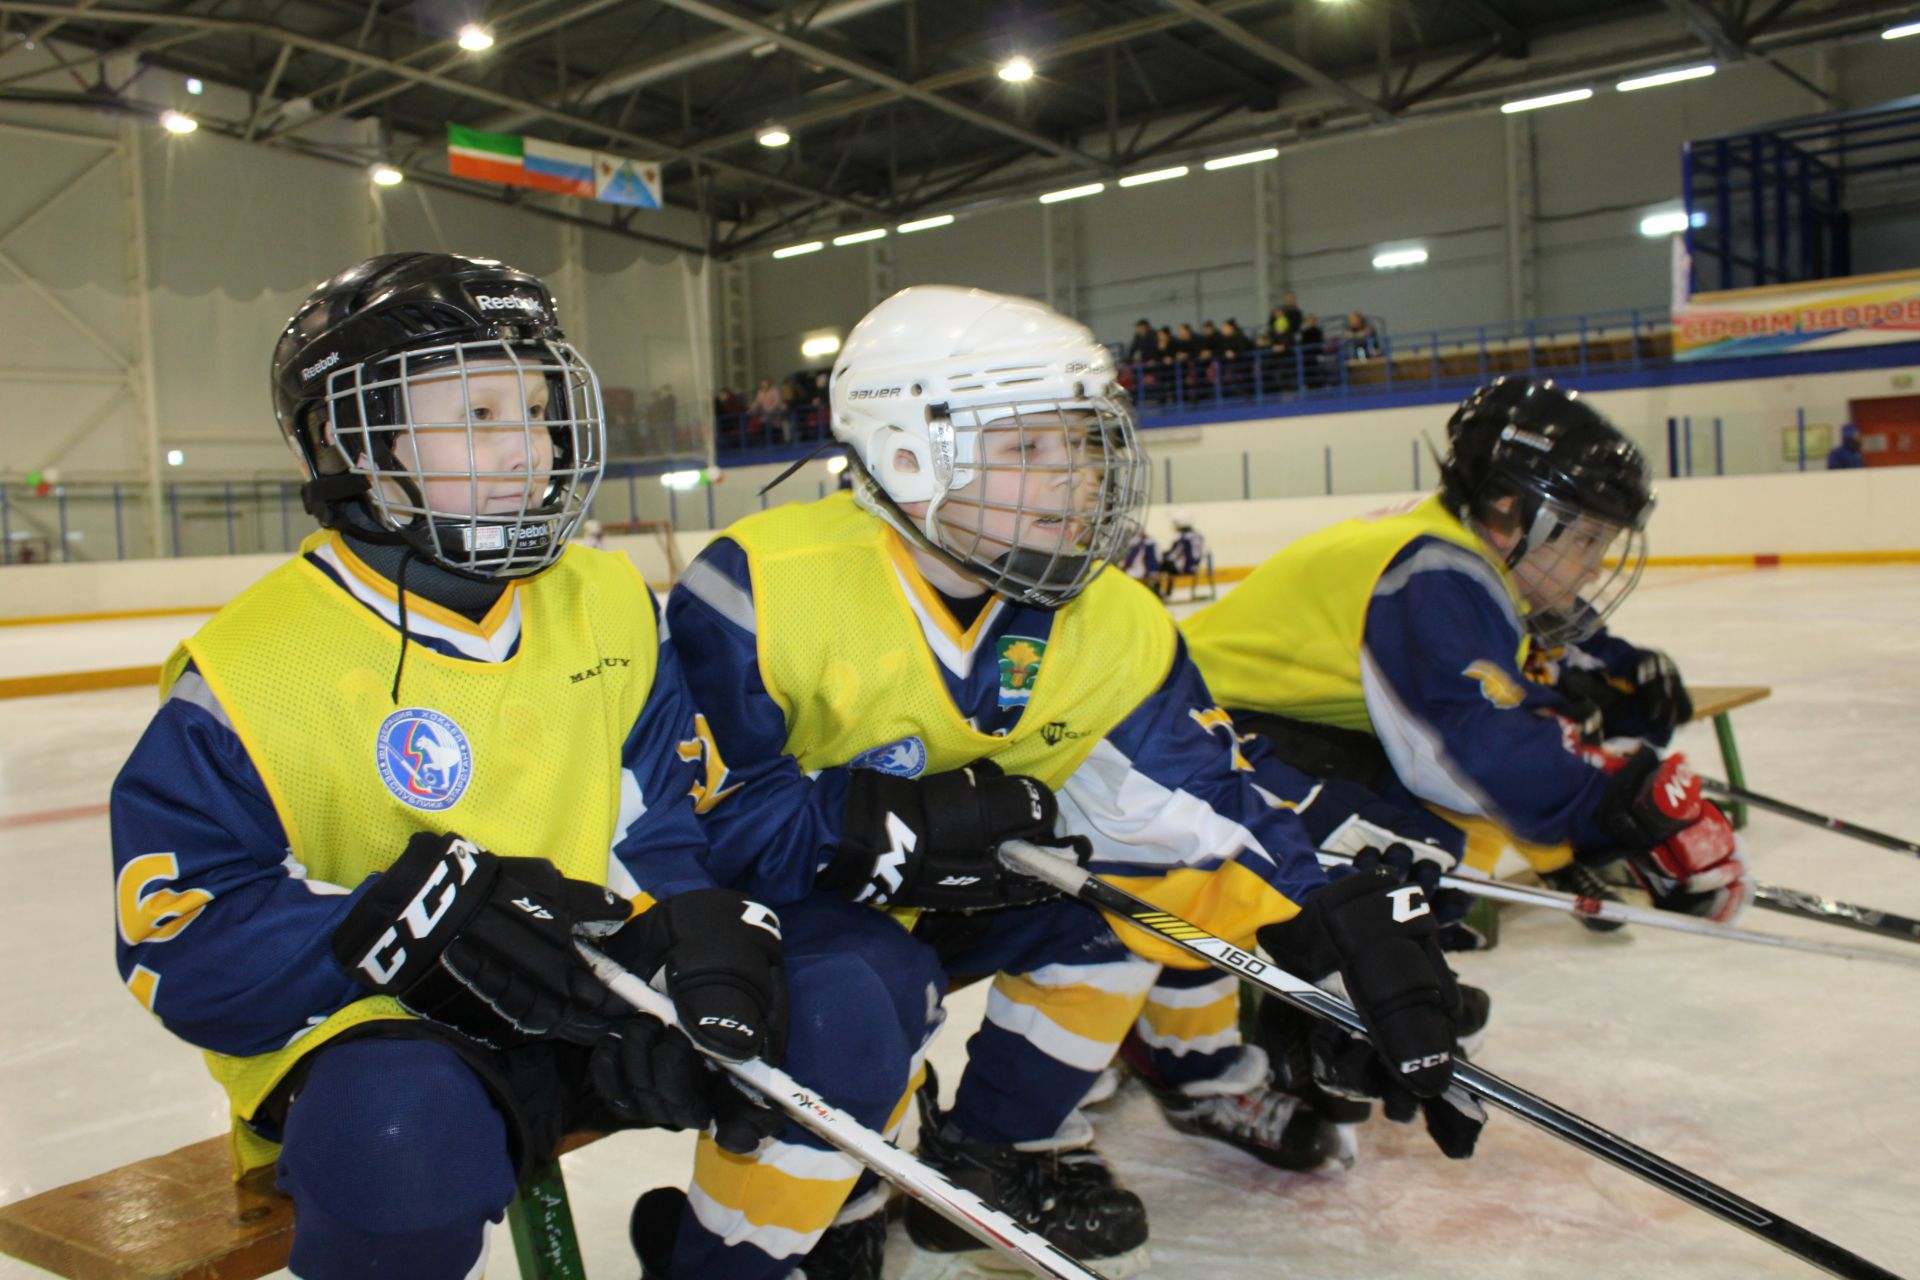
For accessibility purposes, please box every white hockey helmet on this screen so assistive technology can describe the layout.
[829,285,1150,608]
[1167,509,1195,531]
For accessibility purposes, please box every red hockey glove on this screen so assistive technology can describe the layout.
[1626,800,1752,924]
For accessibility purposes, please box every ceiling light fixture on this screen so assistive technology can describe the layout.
[1616,64,1716,91]
[159,110,197,134]
[457,24,494,51]
[772,241,825,259]
[897,214,955,233]
[371,163,404,187]
[1118,166,1189,187]
[1500,87,1592,114]
[832,228,887,246]
[1372,246,1429,270]
[1204,147,1279,170]
[757,124,792,148]
[1038,182,1104,204]
[999,56,1035,83]
[1883,20,1920,39]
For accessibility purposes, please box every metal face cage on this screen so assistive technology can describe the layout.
[919,387,1150,608]
[1513,495,1649,647]
[320,338,604,579]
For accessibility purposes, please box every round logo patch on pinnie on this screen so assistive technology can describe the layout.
[376,708,474,811]
[849,735,929,778]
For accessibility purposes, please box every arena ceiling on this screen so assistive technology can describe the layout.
[0,0,1906,256]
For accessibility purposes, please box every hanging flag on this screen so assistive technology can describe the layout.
[524,137,595,199]
[447,124,524,186]
[595,153,662,209]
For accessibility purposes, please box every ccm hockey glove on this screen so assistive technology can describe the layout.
[591,889,788,1153]
[331,831,631,1047]
[828,759,1067,910]
[1257,849,1463,1103]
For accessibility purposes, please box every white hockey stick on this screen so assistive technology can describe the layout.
[1313,851,1920,970]
[575,942,1110,1280]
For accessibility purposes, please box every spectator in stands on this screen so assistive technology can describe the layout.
[1146,327,1175,404]
[1121,529,1160,583]
[1344,311,1381,359]
[1125,318,1157,367]
[749,376,788,443]
[1218,318,1251,396]
[1827,423,1866,470]
[1270,293,1304,390]
[715,386,746,418]
[1173,322,1198,362]
[1298,314,1327,389]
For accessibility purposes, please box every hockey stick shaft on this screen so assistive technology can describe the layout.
[1698,778,1920,859]
[576,942,1110,1280]
[1754,884,1920,946]
[1000,842,1901,1280]
[1311,852,1920,969]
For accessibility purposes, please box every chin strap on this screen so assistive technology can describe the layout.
[391,547,415,704]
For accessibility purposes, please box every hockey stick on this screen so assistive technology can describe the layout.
[1310,851,1920,970]
[1698,777,1920,860]
[575,942,1110,1280]
[1754,884,1920,947]
[1000,841,1902,1280]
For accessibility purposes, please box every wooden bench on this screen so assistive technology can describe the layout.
[1687,683,1771,829]
[0,1133,601,1280]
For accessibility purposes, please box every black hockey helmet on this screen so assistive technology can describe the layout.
[1438,377,1654,645]
[270,252,604,580]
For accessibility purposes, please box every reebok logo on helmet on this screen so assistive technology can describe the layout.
[300,351,341,382]
[475,294,543,316]
[1498,424,1553,452]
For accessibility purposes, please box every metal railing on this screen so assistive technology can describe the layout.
[706,306,1676,464]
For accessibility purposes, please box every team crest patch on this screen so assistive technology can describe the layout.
[996,637,1047,708]
[376,708,474,811]
[849,736,929,778]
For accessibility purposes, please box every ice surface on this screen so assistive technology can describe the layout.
[2,566,1916,1277]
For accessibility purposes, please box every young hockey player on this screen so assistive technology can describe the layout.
[641,285,1475,1280]
[108,253,787,1280]
[1156,510,1207,598]
[1181,376,1748,929]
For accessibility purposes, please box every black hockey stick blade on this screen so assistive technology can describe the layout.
[1699,778,1920,859]
[1755,884,1920,946]
[1000,842,1905,1280]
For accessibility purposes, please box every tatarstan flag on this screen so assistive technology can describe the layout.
[447,124,524,186]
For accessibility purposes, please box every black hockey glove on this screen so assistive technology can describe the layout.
[585,1023,787,1155]
[1615,649,1692,744]
[1257,846,1463,1104]
[1308,1028,1487,1159]
[1560,651,1691,746]
[330,831,631,1048]
[827,760,1066,910]
[597,888,788,1066]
